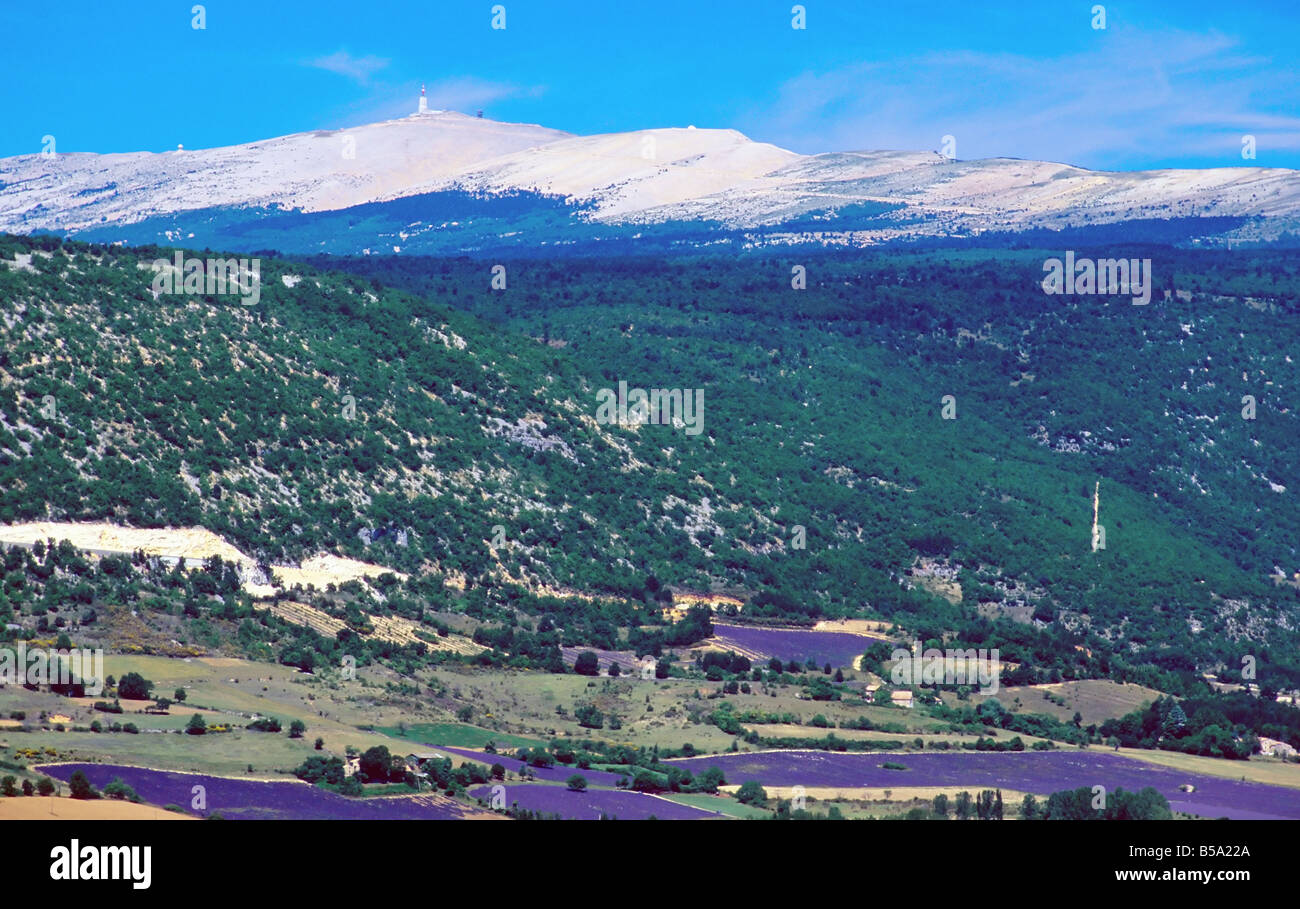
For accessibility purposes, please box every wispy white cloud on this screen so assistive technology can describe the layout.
[346,77,547,123]
[422,77,544,111]
[307,51,391,84]
[745,28,1300,169]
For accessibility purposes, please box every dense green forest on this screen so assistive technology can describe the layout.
[307,244,1300,689]
[2,233,1299,694]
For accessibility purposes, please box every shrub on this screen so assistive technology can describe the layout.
[68,770,99,800]
[102,778,141,802]
[117,672,153,700]
[736,780,767,806]
[294,755,346,786]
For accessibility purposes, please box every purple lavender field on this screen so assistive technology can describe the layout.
[39,764,469,820]
[668,750,1300,819]
[709,624,877,667]
[468,783,722,819]
[433,746,629,787]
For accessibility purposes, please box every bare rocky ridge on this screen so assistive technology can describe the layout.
[3,110,1299,243]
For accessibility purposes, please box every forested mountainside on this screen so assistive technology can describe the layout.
[2,233,1299,692]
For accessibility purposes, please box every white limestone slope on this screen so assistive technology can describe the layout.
[0,111,571,233]
[435,127,801,219]
[2,108,1300,240]
[640,150,1300,233]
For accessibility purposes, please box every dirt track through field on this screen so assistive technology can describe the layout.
[0,796,194,820]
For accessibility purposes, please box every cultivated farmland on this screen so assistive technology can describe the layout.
[668,749,1300,820]
[39,764,473,820]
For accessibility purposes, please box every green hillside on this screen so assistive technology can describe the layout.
[2,234,1299,693]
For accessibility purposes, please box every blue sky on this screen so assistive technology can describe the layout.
[4,0,1299,170]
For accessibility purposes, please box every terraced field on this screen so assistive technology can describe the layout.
[267,600,483,653]
[268,601,346,638]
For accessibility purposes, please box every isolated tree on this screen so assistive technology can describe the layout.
[185,714,207,735]
[173,688,186,702]
[117,672,153,700]
[68,770,98,800]
[574,704,604,729]
[36,777,56,796]
[573,651,600,676]
[693,766,726,793]
[102,778,138,801]
[289,720,306,738]
[566,774,588,792]
[736,780,767,806]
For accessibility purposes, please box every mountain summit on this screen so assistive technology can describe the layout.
[3,98,1299,252]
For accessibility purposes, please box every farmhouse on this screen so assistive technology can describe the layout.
[890,691,914,709]
[405,752,443,774]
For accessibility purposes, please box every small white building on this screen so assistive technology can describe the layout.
[890,690,915,709]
